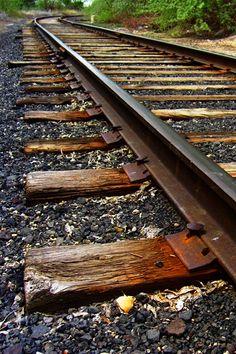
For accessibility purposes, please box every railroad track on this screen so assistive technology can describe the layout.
[9,16,236,314]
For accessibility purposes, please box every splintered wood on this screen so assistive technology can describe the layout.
[24,238,218,313]
[25,168,141,203]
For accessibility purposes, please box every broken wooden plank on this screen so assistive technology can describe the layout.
[25,168,141,203]
[24,136,115,153]
[218,162,236,177]
[183,131,236,143]
[16,95,76,106]
[152,108,236,120]
[24,237,219,313]
[136,95,236,102]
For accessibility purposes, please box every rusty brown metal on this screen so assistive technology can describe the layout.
[101,131,123,145]
[123,162,150,182]
[86,107,104,117]
[165,229,216,271]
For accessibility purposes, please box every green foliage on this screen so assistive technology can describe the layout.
[0,0,25,15]
[86,0,236,35]
[35,0,83,10]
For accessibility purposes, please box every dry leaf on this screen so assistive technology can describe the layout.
[116,295,135,313]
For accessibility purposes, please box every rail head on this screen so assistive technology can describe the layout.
[34,16,236,282]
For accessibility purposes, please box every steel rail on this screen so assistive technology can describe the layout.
[61,16,236,73]
[34,17,236,282]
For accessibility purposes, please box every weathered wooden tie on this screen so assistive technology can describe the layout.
[22,69,61,76]
[151,108,236,120]
[16,95,76,106]
[92,60,192,65]
[24,108,102,121]
[24,236,219,313]
[24,136,121,154]
[136,95,236,102]
[123,84,236,91]
[103,69,225,75]
[8,60,51,67]
[218,162,236,177]
[25,168,142,203]
[183,131,236,143]
[20,76,66,84]
[114,76,236,83]
[25,82,80,93]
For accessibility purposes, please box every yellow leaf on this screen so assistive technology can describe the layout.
[116,295,135,313]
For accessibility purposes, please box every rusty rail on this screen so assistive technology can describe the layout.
[34,17,236,283]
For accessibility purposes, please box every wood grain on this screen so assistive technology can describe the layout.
[123,84,236,91]
[152,108,236,120]
[24,110,92,122]
[24,136,112,153]
[16,95,76,106]
[183,131,236,143]
[25,168,141,203]
[24,237,219,313]
[136,95,236,101]
[218,162,236,177]
[20,77,65,84]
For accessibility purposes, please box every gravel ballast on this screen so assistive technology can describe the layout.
[0,23,236,354]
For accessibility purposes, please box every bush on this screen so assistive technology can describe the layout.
[86,0,236,36]
[35,0,83,10]
[0,0,24,15]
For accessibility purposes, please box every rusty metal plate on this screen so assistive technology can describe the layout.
[165,229,216,271]
[69,83,81,90]
[64,73,75,81]
[86,107,103,117]
[101,131,123,145]
[123,162,150,182]
[75,93,91,101]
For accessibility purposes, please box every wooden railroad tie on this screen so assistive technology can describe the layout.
[25,167,143,204]
[20,76,66,84]
[24,135,123,154]
[218,162,236,177]
[136,94,236,102]
[16,95,75,106]
[23,108,103,121]
[123,84,236,91]
[151,108,236,120]
[24,82,80,93]
[113,76,236,83]
[23,132,236,155]
[8,60,52,67]
[24,236,219,313]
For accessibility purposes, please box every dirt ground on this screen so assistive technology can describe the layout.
[121,27,236,57]
[162,34,236,56]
